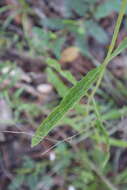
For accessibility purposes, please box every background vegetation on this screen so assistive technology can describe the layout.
[1,0,127,189]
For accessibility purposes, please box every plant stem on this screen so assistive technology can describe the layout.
[89,0,127,103]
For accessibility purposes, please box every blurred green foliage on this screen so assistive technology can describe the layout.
[1,0,127,190]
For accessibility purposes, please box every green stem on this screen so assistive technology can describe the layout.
[104,0,127,66]
[88,0,127,104]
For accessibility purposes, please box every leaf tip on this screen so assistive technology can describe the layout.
[31,139,36,148]
[31,135,40,148]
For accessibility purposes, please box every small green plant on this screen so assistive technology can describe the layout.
[2,1,127,189]
[32,0,127,149]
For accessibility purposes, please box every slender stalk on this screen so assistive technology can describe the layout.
[89,0,127,103]
[105,0,127,59]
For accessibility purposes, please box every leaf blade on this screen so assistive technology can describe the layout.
[31,65,103,147]
[47,68,69,97]
[109,37,127,61]
[46,58,77,85]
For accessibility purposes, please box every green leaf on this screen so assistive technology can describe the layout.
[92,98,109,167]
[95,0,121,20]
[85,20,108,44]
[94,136,127,148]
[31,65,103,147]
[52,37,65,59]
[65,0,88,16]
[65,0,97,17]
[109,37,127,61]
[47,67,90,118]
[102,107,127,120]
[47,68,69,97]
[92,98,109,144]
[42,18,65,30]
[46,58,77,85]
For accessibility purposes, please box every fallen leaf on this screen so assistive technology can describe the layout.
[60,46,80,63]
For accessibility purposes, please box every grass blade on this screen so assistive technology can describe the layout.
[31,65,103,147]
[109,37,127,61]
[47,68,69,97]
[46,58,77,85]
[92,97,110,167]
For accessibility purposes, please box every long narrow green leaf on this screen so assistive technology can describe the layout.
[31,65,103,147]
[94,136,127,148]
[47,67,92,116]
[47,68,69,97]
[46,58,77,85]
